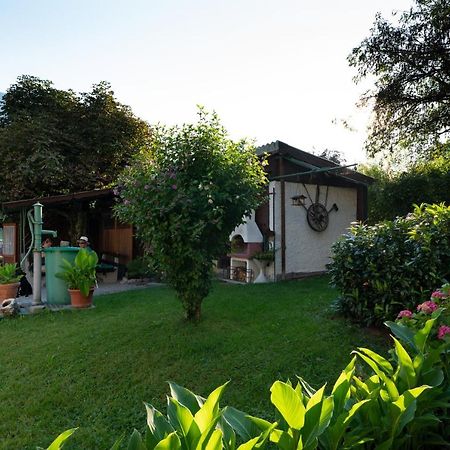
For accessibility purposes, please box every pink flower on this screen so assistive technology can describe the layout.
[123,199,130,205]
[397,310,413,319]
[144,184,150,190]
[437,325,450,340]
[431,290,447,300]
[417,301,438,314]
[171,184,177,190]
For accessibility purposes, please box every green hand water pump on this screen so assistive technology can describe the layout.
[21,203,57,307]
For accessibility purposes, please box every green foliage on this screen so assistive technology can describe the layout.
[360,153,450,223]
[0,75,151,202]
[0,262,21,284]
[251,250,274,262]
[115,108,267,320]
[46,313,449,449]
[126,257,154,279]
[349,0,450,158]
[328,203,450,325]
[55,249,98,296]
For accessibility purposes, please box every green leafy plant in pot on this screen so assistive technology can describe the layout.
[56,249,98,308]
[0,263,22,301]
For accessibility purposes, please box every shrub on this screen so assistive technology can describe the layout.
[114,109,267,321]
[328,203,450,325]
[126,257,154,280]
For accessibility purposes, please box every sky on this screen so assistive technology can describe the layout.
[0,0,413,164]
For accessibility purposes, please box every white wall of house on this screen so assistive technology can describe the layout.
[271,181,357,276]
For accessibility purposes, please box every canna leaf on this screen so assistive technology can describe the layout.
[154,432,182,450]
[194,382,228,434]
[169,382,203,414]
[47,428,78,450]
[270,381,305,430]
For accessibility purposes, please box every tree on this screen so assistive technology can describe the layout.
[0,75,151,201]
[359,144,450,222]
[315,148,346,165]
[114,109,267,321]
[349,0,450,159]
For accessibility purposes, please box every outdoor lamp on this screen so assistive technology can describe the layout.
[291,194,307,207]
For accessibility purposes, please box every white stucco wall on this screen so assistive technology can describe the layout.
[272,181,357,275]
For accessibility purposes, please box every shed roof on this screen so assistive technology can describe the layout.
[257,140,373,185]
[2,188,113,210]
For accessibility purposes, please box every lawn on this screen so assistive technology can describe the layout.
[0,277,388,449]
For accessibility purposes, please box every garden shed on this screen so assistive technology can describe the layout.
[1,189,135,271]
[228,141,373,282]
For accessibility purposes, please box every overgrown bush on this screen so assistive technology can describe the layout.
[45,287,450,448]
[328,203,450,325]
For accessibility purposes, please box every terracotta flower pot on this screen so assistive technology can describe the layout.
[68,288,94,309]
[0,282,19,302]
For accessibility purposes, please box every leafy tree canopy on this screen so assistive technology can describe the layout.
[349,0,450,160]
[315,148,347,165]
[0,75,151,201]
[359,142,450,222]
[115,109,267,320]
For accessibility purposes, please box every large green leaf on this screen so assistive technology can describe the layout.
[413,318,436,354]
[155,432,182,450]
[46,428,77,450]
[237,436,260,450]
[169,382,203,414]
[127,429,147,450]
[194,382,228,434]
[302,385,333,447]
[145,403,175,441]
[167,397,195,436]
[218,416,236,450]
[222,407,261,441]
[270,429,295,450]
[384,322,417,352]
[204,429,223,450]
[195,415,222,450]
[392,338,416,389]
[356,348,393,376]
[270,381,305,430]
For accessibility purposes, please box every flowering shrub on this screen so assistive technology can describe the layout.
[114,109,267,320]
[329,203,450,325]
[385,283,450,444]
[393,283,450,340]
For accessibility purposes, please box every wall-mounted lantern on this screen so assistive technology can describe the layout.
[291,194,307,207]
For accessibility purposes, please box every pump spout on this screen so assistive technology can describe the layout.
[42,230,57,238]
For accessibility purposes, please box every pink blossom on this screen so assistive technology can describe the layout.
[123,199,130,205]
[144,184,150,190]
[417,301,438,314]
[431,290,447,300]
[437,325,450,340]
[171,184,177,190]
[397,310,413,319]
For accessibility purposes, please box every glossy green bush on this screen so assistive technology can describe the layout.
[328,203,450,325]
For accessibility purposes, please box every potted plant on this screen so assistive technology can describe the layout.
[56,249,98,308]
[0,263,22,301]
[252,250,275,283]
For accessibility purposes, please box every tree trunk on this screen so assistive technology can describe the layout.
[185,301,201,322]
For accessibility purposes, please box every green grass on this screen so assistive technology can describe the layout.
[0,277,388,449]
